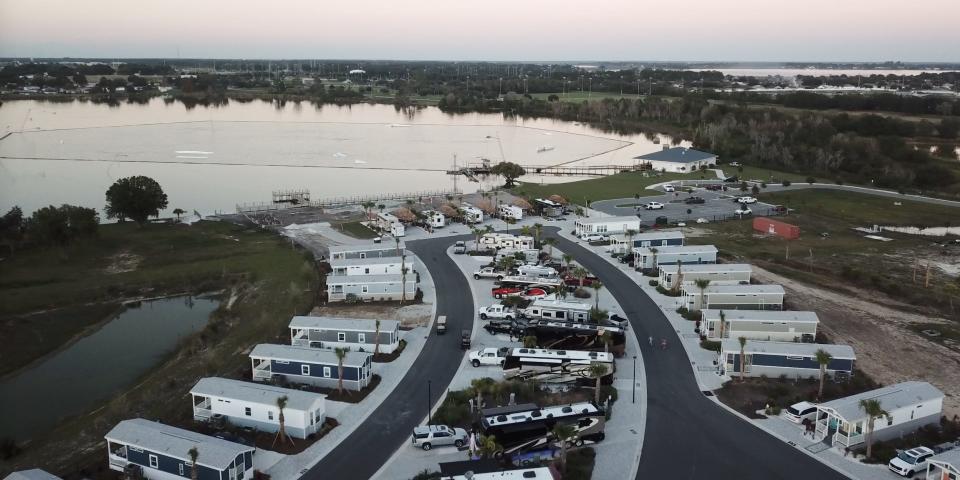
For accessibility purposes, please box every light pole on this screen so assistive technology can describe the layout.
[588,77,592,99]
[632,355,637,403]
[427,380,433,424]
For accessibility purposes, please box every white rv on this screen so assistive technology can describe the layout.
[522,299,593,323]
[422,210,445,228]
[462,206,484,224]
[377,212,406,237]
[497,204,524,221]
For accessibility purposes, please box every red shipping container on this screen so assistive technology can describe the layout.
[753,217,800,240]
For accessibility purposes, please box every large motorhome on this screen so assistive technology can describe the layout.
[480,402,606,458]
[522,299,593,323]
[524,319,625,351]
[480,233,535,250]
[497,275,563,290]
[461,204,484,224]
[502,348,615,385]
[376,212,405,237]
[421,210,445,228]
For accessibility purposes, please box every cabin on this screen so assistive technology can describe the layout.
[521,299,593,323]
[190,377,325,439]
[497,204,524,221]
[926,449,960,480]
[696,284,785,311]
[376,212,405,237]
[717,340,854,380]
[633,245,718,271]
[480,233,535,250]
[814,381,943,449]
[700,309,818,342]
[327,243,403,261]
[4,470,61,480]
[608,230,684,253]
[634,146,718,173]
[660,263,752,288]
[326,274,416,303]
[249,344,373,391]
[422,210,445,228]
[289,316,401,353]
[329,256,405,276]
[574,216,641,238]
[105,418,255,480]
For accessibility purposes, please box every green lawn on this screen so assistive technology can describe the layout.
[721,165,816,185]
[512,170,694,204]
[337,220,380,239]
[529,91,646,103]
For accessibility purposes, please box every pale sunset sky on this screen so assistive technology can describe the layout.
[1,0,958,61]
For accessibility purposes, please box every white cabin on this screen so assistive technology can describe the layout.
[608,230,684,253]
[718,340,855,380]
[701,309,818,342]
[575,216,641,238]
[660,263,752,288]
[695,284,785,311]
[329,256,405,276]
[190,377,325,439]
[633,245,718,270]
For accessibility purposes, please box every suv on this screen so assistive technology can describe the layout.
[663,184,676,192]
[582,234,608,243]
[469,347,509,367]
[484,319,525,336]
[460,329,471,349]
[736,196,758,204]
[474,267,504,280]
[734,207,752,216]
[644,202,665,210]
[888,447,934,477]
[411,425,468,451]
[491,286,523,299]
[783,401,818,424]
[453,241,466,254]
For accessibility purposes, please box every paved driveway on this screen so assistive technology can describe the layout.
[547,230,849,480]
[592,188,780,225]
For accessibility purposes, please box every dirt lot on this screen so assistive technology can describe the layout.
[752,265,960,419]
[310,301,432,329]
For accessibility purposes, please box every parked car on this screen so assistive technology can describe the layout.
[484,319,523,336]
[663,185,676,192]
[771,205,788,214]
[412,425,468,451]
[685,196,705,204]
[522,287,550,300]
[737,196,758,204]
[469,347,509,367]
[728,162,741,167]
[478,304,516,320]
[696,217,709,224]
[474,267,504,280]
[581,234,608,242]
[564,275,599,287]
[436,315,447,335]
[735,207,752,216]
[644,202,665,210]
[460,329,471,349]
[783,402,818,424]
[704,184,724,191]
[373,236,382,243]
[888,446,935,477]
[491,286,523,299]
[453,241,466,254]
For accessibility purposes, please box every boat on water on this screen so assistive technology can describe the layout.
[537,146,555,153]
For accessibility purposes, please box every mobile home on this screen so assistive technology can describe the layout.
[717,340,854,380]
[289,316,401,353]
[633,245,718,271]
[329,256,405,276]
[697,284,785,311]
[105,418,255,480]
[575,216,641,238]
[608,230,684,254]
[326,274,416,302]
[926,449,960,480]
[660,263,752,288]
[814,381,943,449]
[328,243,403,260]
[376,212,405,237]
[497,204,524,221]
[250,344,373,391]
[190,377,325,439]
[700,309,818,342]
[521,299,593,323]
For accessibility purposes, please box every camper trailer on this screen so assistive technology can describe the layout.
[497,204,524,221]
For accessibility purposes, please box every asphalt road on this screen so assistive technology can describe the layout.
[303,234,473,480]
[547,231,850,480]
[591,189,779,225]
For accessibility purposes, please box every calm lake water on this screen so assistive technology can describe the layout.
[686,68,959,77]
[0,98,682,217]
[0,295,218,441]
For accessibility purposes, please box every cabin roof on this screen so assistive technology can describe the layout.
[329,256,405,267]
[190,377,324,411]
[704,284,785,294]
[929,449,960,469]
[702,309,818,323]
[249,344,370,367]
[720,339,854,359]
[289,316,400,332]
[818,381,943,421]
[659,263,751,274]
[105,419,254,470]
[327,242,403,255]
[634,147,717,163]
[5,470,62,480]
[575,215,639,226]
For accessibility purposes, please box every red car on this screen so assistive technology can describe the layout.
[492,286,523,299]
[563,275,599,287]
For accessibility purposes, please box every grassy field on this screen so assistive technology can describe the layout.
[512,171,693,203]
[724,165,816,185]
[529,91,646,102]
[336,220,380,239]
[0,221,319,475]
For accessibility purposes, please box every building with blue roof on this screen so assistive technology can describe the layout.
[635,146,718,173]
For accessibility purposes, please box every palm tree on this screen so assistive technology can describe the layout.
[551,423,578,472]
[477,434,502,459]
[394,236,402,257]
[815,349,833,400]
[400,264,409,305]
[272,395,293,447]
[671,260,683,294]
[542,237,556,257]
[173,208,186,221]
[361,201,375,220]
[520,225,531,238]
[592,280,604,310]
[484,225,494,235]
[738,336,747,382]
[374,319,382,356]
[588,362,608,403]
[555,287,568,300]
[334,348,348,394]
[573,267,589,288]
[648,247,659,272]
[624,228,638,254]
[187,447,199,480]
[533,223,544,247]
[522,335,538,348]
[693,279,711,311]
[859,399,890,459]
[377,203,386,214]
[471,227,483,252]
[562,254,574,273]
[597,330,611,353]
[717,310,727,338]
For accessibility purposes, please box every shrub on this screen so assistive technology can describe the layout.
[675,306,689,315]
[700,339,721,351]
[648,279,658,287]
[782,179,792,187]
[573,288,591,298]
[760,182,767,188]
[344,293,360,304]
[806,176,816,184]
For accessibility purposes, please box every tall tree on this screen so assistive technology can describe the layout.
[490,162,526,187]
[105,176,169,226]
[551,423,578,473]
[694,279,711,311]
[592,280,604,310]
[272,395,294,447]
[738,336,748,382]
[374,319,381,356]
[334,347,348,394]
[648,247,659,273]
[187,447,199,480]
[0,206,25,255]
[562,254,574,272]
[859,399,890,459]
[173,208,186,221]
[477,434,502,459]
[624,228,638,254]
[815,349,833,400]
[717,310,727,338]
[532,222,544,247]
[588,362,608,404]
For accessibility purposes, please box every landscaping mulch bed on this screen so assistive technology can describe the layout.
[314,374,382,403]
[715,370,880,419]
[373,339,407,363]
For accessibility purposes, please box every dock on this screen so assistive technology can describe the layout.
[446,162,635,179]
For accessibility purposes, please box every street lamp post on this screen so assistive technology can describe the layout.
[427,379,433,424]
[632,355,637,404]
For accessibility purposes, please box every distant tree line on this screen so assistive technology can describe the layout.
[0,204,98,254]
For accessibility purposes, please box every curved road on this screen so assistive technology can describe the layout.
[547,230,849,480]
[304,235,473,480]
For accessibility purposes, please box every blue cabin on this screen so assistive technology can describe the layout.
[249,344,372,391]
[105,418,255,480]
[719,340,855,380]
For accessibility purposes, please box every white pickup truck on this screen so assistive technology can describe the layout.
[473,267,505,280]
[478,304,517,320]
[469,347,509,367]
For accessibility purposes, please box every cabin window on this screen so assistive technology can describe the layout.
[556,311,565,319]
[543,311,552,318]
[149,454,159,469]
[359,253,366,259]
[361,286,369,294]
[364,268,370,274]
[338,332,346,342]
[268,411,274,421]
[358,333,365,343]
[323,367,331,378]
[301,365,310,376]
[179,464,184,476]
[245,407,252,416]
[887,416,894,426]
[785,356,803,361]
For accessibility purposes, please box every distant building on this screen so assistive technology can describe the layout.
[701,309,818,342]
[633,244,718,271]
[4,470,61,480]
[574,216,641,238]
[634,146,718,173]
[695,284,785,311]
[250,344,373,391]
[289,316,401,353]
[717,339,854,379]
[190,377,325,439]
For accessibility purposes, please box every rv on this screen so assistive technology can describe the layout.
[497,275,563,289]
[480,402,606,458]
[480,233,535,250]
[497,204,524,221]
[524,319,625,351]
[462,205,484,224]
[495,248,540,265]
[516,264,558,278]
[376,212,405,237]
[422,210,445,228]
[502,348,615,385]
[522,299,593,323]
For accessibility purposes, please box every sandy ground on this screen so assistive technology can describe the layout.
[752,266,960,419]
[309,302,432,329]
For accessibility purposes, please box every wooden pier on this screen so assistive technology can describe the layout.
[446,162,635,179]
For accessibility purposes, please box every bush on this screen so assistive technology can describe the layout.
[765,405,783,415]
[344,293,360,304]
[782,179,792,187]
[648,279,658,287]
[700,339,721,351]
[806,176,816,184]
[676,306,689,315]
[573,288,591,298]
[760,182,767,188]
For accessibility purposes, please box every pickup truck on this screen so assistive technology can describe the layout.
[453,241,466,254]
[491,286,524,299]
[478,304,517,320]
[483,319,525,336]
[564,275,599,287]
[469,347,510,367]
[684,196,705,204]
[473,267,505,280]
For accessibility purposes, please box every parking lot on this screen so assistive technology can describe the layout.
[591,186,782,225]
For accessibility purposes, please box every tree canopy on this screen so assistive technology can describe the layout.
[105,176,169,225]
[490,162,526,188]
[26,204,99,247]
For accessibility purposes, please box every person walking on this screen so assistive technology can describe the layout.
[648,336,653,347]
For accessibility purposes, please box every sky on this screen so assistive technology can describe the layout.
[1,0,958,62]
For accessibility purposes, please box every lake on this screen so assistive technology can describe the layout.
[0,295,218,441]
[0,98,682,217]
[685,68,959,78]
